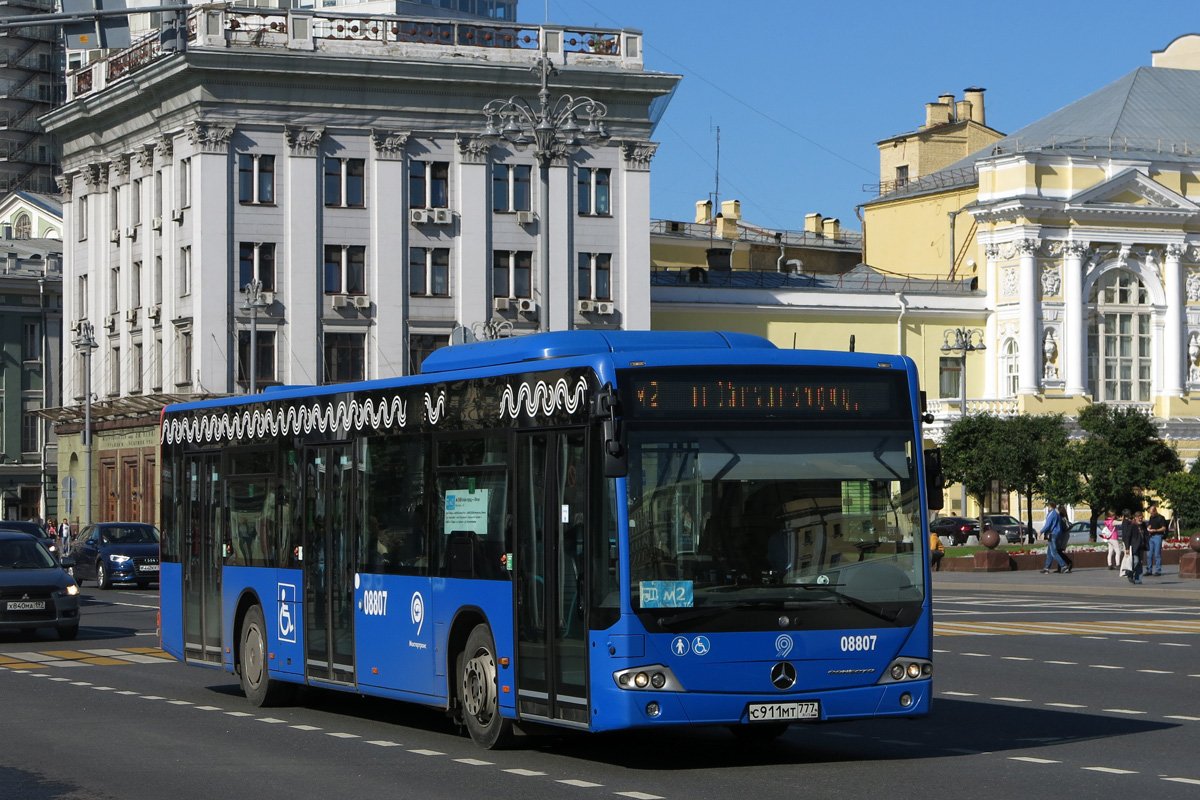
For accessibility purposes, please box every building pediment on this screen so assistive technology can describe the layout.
[1065,167,1199,216]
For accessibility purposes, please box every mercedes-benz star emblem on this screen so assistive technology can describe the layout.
[771,661,797,690]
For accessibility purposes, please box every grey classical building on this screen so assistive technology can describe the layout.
[42,5,677,525]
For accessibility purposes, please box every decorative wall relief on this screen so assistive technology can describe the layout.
[1186,270,1200,303]
[1041,265,1061,298]
[1043,328,1059,380]
[1002,266,1018,298]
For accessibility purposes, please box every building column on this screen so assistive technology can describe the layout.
[545,156,571,332]
[1165,243,1185,397]
[456,136,491,335]
[1017,238,1041,395]
[983,245,999,398]
[283,125,323,384]
[372,129,410,374]
[619,141,657,331]
[1063,242,1088,396]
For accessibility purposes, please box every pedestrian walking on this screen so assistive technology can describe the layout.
[59,518,71,553]
[1102,509,1123,570]
[1056,504,1074,573]
[929,530,945,572]
[1040,501,1069,574]
[1122,508,1147,584]
[1146,504,1167,576]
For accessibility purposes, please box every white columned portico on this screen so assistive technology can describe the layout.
[1164,243,1185,397]
[1017,238,1041,395]
[1063,242,1088,396]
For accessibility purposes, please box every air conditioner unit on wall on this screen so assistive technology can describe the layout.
[432,208,452,225]
[170,208,184,223]
[126,308,139,323]
[577,299,593,313]
[151,216,162,232]
[352,295,370,309]
[596,301,615,315]
[493,297,510,312]
[515,210,535,226]
[517,298,537,314]
[331,294,349,309]
[148,304,161,321]
[104,314,117,330]
[259,292,274,306]
[409,209,429,224]
[109,229,120,243]
[125,226,137,240]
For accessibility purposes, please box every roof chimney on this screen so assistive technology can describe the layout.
[923,101,953,129]
[695,200,712,224]
[822,218,840,241]
[804,213,823,234]
[963,87,986,125]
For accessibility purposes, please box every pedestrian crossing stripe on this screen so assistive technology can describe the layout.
[934,620,1200,636]
[0,647,173,669]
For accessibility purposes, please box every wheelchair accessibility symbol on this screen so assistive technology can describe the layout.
[277,583,297,643]
[691,636,710,656]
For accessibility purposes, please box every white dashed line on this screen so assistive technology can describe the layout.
[326,732,359,739]
[941,691,978,697]
[256,718,288,724]
[225,711,253,717]
[1001,656,1033,661]
[408,749,443,756]
[557,779,603,788]
[614,792,664,800]
[1102,709,1146,715]
[1045,703,1087,709]
[1164,777,1200,785]
[1009,756,1060,764]
[116,690,139,696]
[194,705,222,711]
[70,681,92,686]
[140,695,165,700]
[991,697,1031,703]
[1084,767,1137,774]
[1161,643,1190,647]
[290,725,321,731]
[91,686,115,691]
[48,677,70,682]
[1119,639,1148,644]
[961,653,991,657]
[1166,715,1200,721]
[1138,669,1173,674]
[1045,660,1077,665]
[454,759,494,766]
[504,768,546,776]
[168,700,192,705]
[366,741,402,747]
[1089,665,1123,670]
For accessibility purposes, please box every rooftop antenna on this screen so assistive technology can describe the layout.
[710,122,721,212]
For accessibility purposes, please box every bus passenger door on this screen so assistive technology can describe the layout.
[302,445,357,686]
[182,454,223,664]
[515,430,589,726]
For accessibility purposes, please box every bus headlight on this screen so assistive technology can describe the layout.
[879,657,931,684]
[612,665,684,692]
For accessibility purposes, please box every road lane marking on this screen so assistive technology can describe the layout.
[1089,665,1123,670]
[194,705,222,711]
[1009,757,1060,764]
[326,732,359,738]
[991,697,1031,703]
[1138,669,1173,674]
[1084,767,1137,774]
[1046,661,1077,665]
[503,769,545,776]
[367,741,402,747]
[408,749,443,756]
[941,691,978,697]
[1102,709,1146,715]
[1164,777,1200,785]
[455,758,494,765]
[1046,703,1087,708]
[256,718,288,724]
[290,724,321,730]
[558,779,603,787]
[1165,715,1200,721]
[615,793,664,800]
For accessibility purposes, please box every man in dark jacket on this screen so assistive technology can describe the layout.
[1122,508,1147,584]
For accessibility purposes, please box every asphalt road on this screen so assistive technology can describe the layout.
[3,572,1200,800]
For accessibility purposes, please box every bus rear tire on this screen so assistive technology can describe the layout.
[240,605,291,707]
[458,624,514,749]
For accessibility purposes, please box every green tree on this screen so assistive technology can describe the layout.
[1074,404,1181,527]
[940,414,1005,512]
[1152,471,1200,535]
[995,414,1078,534]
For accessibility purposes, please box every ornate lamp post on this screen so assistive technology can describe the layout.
[72,321,98,527]
[942,327,986,515]
[476,48,610,332]
[242,279,268,394]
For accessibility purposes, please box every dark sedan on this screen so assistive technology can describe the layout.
[69,523,161,590]
[981,514,1035,544]
[929,516,981,545]
[0,520,62,560]
[0,531,80,640]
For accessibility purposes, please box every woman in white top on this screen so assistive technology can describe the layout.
[1102,509,1123,570]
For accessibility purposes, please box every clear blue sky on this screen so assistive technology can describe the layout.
[541,0,1199,232]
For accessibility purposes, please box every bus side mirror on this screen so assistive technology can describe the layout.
[924,448,945,512]
[593,384,628,479]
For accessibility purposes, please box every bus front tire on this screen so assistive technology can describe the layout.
[240,605,291,707]
[458,624,514,749]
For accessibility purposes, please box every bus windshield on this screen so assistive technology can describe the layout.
[626,425,925,627]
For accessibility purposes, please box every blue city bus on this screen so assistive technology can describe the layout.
[158,330,939,748]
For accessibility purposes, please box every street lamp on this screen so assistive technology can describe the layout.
[477,48,610,332]
[72,321,98,527]
[941,327,986,516]
[242,279,268,395]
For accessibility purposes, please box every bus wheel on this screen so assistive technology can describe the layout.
[458,624,514,749]
[728,722,790,742]
[240,605,291,707]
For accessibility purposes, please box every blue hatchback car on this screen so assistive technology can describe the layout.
[69,523,161,590]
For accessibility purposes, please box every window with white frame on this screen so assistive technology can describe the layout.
[21,398,39,453]
[109,267,120,313]
[153,336,163,391]
[78,194,88,241]
[238,330,277,385]
[78,274,88,319]
[238,154,276,205]
[14,212,31,239]
[576,252,612,300]
[1088,269,1152,403]
[577,167,611,216]
[1001,339,1019,398]
[109,344,121,396]
[179,157,192,208]
[132,342,143,393]
[239,242,276,292]
[131,261,142,309]
[410,247,450,297]
[22,321,40,362]
[492,250,531,299]
[179,246,191,296]
[938,356,961,399]
[409,161,448,209]
[324,245,365,295]
[131,178,142,226]
[492,163,531,212]
[325,157,365,207]
[176,326,193,387]
[110,184,120,237]
[324,331,364,384]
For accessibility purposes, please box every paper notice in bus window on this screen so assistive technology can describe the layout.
[443,489,490,537]
[640,580,694,609]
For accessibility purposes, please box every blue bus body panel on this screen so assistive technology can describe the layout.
[160,562,183,660]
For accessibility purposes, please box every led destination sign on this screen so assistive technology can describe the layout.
[621,367,907,420]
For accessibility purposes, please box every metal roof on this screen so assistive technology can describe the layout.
[651,264,978,294]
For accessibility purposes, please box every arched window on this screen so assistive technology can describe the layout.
[1088,270,1151,402]
[13,213,31,239]
[1000,338,1019,398]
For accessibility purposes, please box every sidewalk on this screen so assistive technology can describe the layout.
[932,566,1200,600]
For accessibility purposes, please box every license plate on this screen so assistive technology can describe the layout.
[746,701,820,722]
[6,600,46,611]
[137,564,159,572]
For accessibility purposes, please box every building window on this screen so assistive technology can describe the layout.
[22,321,40,362]
[179,246,192,296]
[238,154,275,205]
[177,327,193,387]
[325,157,365,207]
[110,345,121,396]
[895,165,909,188]
[324,245,366,294]
[578,167,611,216]
[238,330,277,384]
[490,250,531,299]
[409,247,450,297]
[492,163,531,212]
[324,332,364,384]
[409,161,448,209]
[938,356,961,400]
[577,252,612,300]
[154,170,163,219]
[179,157,191,208]
[109,267,120,313]
[1089,269,1152,403]
[78,194,88,241]
[153,336,163,391]
[78,274,88,319]
[131,178,142,226]
[1001,339,1019,399]
[239,242,276,292]
[14,213,31,239]
[132,342,143,393]
[409,333,448,375]
[131,260,142,309]
[21,399,39,453]
[153,255,163,305]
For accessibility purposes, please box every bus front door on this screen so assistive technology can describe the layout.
[182,453,223,664]
[302,445,357,686]
[515,430,589,727]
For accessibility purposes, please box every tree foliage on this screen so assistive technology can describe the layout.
[1152,471,1200,533]
[1074,404,1181,516]
[939,413,1004,510]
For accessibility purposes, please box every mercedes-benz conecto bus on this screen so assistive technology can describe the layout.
[159,330,940,748]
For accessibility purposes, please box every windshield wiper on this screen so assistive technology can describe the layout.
[655,599,794,631]
[792,583,901,622]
